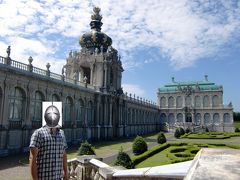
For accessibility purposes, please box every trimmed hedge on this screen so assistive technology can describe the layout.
[174,128,181,138]
[114,148,133,169]
[132,136,148,155]
[157,132,167,144]
[78,141,95,155]
[132,143,170,166]
[179,127,185,136]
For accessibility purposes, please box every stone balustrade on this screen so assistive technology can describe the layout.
[67,156,192,180]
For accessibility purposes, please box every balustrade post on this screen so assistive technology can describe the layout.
[46,63,50,76]
[28,56,33,72]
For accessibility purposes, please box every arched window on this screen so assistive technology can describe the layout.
[168,113,175,125]
[213,113,220,125]
[160,97,166,107]
[212,95,219,107]
[195,113,201,125]
[186,113,192,122]
[160,113,167,123]
[9,87,26,121]
[168,96,174,108]
[176,96,182,108]
[185,96,192,107]
[64,97,73,122]
[204,113,211,125]
[176,113,183,123]
[128,108,131,124]
[223,113,230,124]
[195,96,201,107]
[87,101,94,125]
[31,91,44,122]
[52,94,60,101]
[76,99,85,126]
[203,96,209,107]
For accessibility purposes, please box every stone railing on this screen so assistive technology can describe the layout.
[67,156,191,180]
[0,55,95,90]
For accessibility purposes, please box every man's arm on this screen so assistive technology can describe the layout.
[29,147,39,180]
[63,151,69,180]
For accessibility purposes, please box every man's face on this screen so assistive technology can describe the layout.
[44,105,60,127]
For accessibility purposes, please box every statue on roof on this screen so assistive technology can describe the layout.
[91,6,102,21]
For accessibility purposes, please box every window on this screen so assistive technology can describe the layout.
[204,113,211,125]
[185,96,192,107]
[160,97,166,107]
[203,96,209,107]
[213,113,220,125]
[52,94,60,101]
[176,96,182,108]
[176,113,183,123]
[31,91,44,121]
[212,95,219,107]
[168,96,174,108]
[168,113,175,125]
[64,97,73,122]
[76,99,85,126]
[8,87,26,121]
[195,96,201,107]
[160,113,167,123]
[87,101,94,125]
[223,113,230,124]
[195,113,201,125]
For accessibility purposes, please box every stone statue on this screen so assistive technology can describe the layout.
[6,46,11,58]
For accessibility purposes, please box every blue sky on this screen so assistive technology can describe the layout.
[0,0,240,111]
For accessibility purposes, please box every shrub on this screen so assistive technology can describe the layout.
[78,141,95,155]
[157,132,167,144]
[132,136,148,155]
[114,147,133,169]
[185,128,191,133]
[235,127,240,132]
[179,127,185,136]
[174,128,181,139]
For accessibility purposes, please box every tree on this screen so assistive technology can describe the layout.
[235,127,240,132]
[132,136,148,155]
[78,141,95,155]
[233,112,240,121]
[114,147,133,169]
[157,132,167,144]
[174,128,181,139]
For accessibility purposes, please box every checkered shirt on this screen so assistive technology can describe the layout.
[29,126,68,180]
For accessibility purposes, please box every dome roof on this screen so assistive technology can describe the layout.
[79,7,112,53]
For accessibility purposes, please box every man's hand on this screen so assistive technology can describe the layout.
[29,147,39,180]
[63,151,69,180]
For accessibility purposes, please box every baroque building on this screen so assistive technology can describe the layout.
[158,76,234,132]
[0,7,160,156]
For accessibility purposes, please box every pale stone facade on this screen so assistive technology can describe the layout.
[0,8,160,156]
[158,77,234,132]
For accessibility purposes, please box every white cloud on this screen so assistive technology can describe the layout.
[0,0,239,71]
[122,84,145,98]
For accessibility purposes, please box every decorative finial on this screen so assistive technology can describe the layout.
[204,75,208,81]
[91,7,102,21]
[172,77,175,83]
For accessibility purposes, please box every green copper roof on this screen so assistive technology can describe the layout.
[158,77,223,93]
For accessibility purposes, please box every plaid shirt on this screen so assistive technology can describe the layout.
[29,126,68,180]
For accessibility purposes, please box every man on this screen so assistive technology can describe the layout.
[29,105,68,180]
